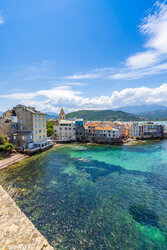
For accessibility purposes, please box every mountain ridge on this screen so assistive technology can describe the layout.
[66,109,142,121]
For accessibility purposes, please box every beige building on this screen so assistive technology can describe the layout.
[10,105,47,149]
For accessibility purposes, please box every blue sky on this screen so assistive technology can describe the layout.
[1,0,167,113]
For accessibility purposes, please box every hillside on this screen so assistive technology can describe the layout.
[114,105,167,114]
[46,112,59,120]
[66,110,142,121]
[139,109,167,121]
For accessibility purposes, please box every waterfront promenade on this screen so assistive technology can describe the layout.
[0,185,53,250]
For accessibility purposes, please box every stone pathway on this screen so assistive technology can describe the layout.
[0,185,54,250]
[0,153,29,170]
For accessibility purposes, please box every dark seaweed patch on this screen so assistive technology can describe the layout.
[129,204,159,227]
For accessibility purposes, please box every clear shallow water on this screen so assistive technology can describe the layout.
[1,141,167,249]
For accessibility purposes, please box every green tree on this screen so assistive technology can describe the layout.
[47,122,54,137]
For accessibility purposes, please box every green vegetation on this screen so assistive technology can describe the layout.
[47,122,54,136]
[0,156,4,160]
[66,109,142,121]
[0,135,14,153]
[0,143,14,153]
[139,109,167,121]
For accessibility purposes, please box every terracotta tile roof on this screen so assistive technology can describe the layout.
[87,122,101,127]
[95,126,113,131]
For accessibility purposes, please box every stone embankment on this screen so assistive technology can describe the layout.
[0,185,53,250]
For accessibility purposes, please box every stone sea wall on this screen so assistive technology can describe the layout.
[0,185,53,250]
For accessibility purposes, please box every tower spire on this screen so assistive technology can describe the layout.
[59,107,65,120]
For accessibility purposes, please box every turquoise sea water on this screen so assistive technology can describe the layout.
[1,141,167,249]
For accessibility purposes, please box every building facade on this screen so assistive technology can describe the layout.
[75,119,84,142]
[54,120,76,142]
[0,117,11,137]
[10,105,47,149]
[138,122,164,138]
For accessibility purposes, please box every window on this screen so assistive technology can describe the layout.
[39,124,41,128]
[30,135,32,139]
[35,114,37,118]
[43,135,45,138]
[35,130,37,134]
[43,115,45,117]
[35,119,37,123]
[35,136,38,140]
[39,129,42,133]
[14,136,16,140]
[65,127,67,130]
[60,128,62,130]
[35,125,37,128]
[43,119,45,123]
[43,124,45,128]
[39,119,41,123]
[20,125,23,129]
[43,129,45,132]
[39,115,40,117]
[20,119,23,124]
[39,135,41,139]
[22,136,25,140]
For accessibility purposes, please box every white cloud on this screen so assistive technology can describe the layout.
[126,51,159,69]
[0,11,4,25]
[1,84,167,112]
[65,1,167,80]
[126,1,167,69]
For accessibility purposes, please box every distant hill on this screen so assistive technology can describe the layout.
[46,112,59,120]
[114,105,167,114]
[66,110,142,121]
[139,109,167,121]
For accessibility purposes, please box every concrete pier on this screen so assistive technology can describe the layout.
[0,185,54,250]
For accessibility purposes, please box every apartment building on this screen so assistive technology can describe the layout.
[112,121,126,138]
[54,120,76,142]
[94,126,121,143]
[10,105,47,149]
[138,122,164,138]
[75,119,84,142]
[87,122,101,142]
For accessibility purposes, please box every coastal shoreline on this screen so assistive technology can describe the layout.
[0,139,164,170]
[0,143,64,170]
[0,153,29,170]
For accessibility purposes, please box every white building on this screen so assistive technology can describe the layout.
[54,120,76,142]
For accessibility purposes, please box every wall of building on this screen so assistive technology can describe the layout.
[54,120,76,141]
[0,118,11,137]
[33,114,47,143]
